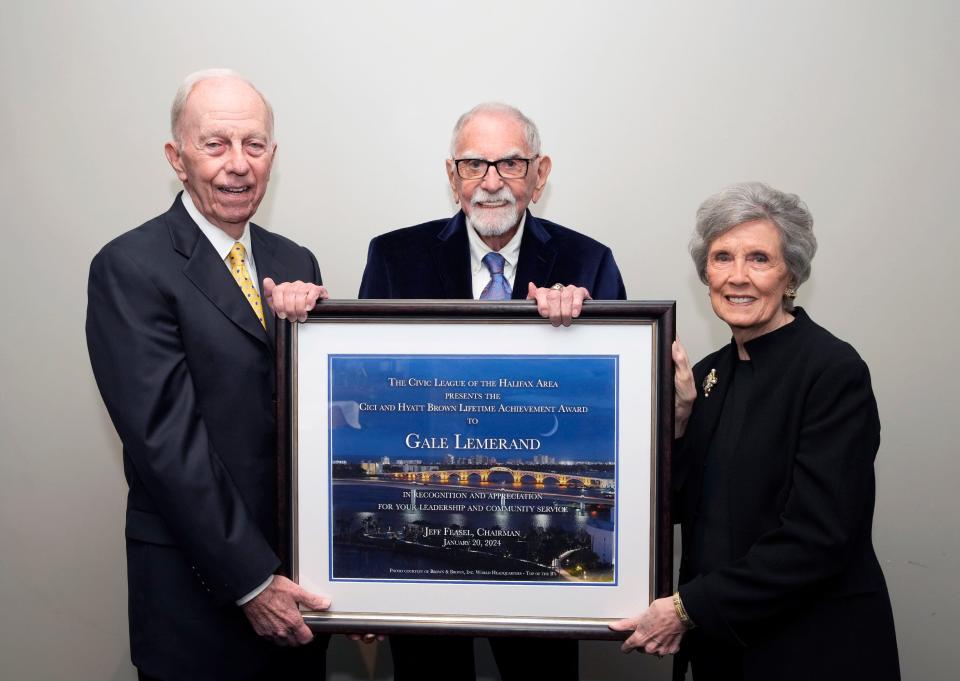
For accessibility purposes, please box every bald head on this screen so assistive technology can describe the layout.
[450,102,541,159]
[170,69,275,146]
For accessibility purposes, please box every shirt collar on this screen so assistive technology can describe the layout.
[180,192,253,261]
[467,211,526,275]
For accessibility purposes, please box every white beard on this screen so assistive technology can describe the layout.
[465,188,521,236]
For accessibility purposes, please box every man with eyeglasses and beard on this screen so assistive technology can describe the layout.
[357,102,625,326]
[269,102,625,681]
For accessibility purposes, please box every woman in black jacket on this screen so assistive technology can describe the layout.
[611,182,899,681]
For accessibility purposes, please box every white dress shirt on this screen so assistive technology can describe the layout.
[467,212,526,299]
[181,192,260,293]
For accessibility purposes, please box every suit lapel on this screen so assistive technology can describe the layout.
[167,196,270,348]
[512,212,557,299]
[430,212,473,299]
[250,224,287,352]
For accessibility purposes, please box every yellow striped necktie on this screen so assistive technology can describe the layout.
[226,242,265,329]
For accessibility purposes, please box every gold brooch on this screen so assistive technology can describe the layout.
[702,368,718,397]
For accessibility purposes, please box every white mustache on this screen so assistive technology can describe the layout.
[471,188,516,207]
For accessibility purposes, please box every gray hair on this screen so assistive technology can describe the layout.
[690,182,818,310]
[450,102,541,158]
[170,68,275,146]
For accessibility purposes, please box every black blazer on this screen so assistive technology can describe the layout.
[673,309,899,681]
[86,195,324,680]
[358,210,626,299]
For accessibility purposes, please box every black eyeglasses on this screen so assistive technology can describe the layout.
[454,156,539,180]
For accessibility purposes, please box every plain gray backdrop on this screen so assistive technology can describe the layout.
[1,1,956,679]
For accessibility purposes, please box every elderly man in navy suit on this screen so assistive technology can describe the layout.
[270,102,625,681]
[87,69,331,681]
[356,102,625,324]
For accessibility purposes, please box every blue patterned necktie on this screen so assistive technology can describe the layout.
[479,252,512,300]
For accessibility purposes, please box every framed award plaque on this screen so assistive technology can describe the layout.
[276,299,674,638]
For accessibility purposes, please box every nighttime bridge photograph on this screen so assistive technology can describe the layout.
[329,463,616,584]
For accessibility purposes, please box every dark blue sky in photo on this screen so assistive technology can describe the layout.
[327,355,617,463]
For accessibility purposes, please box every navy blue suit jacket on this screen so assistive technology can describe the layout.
[358,210,626,299]
[357,210,623,681]
[86,194,325,680]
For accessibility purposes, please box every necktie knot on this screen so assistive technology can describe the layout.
[479,252,511,300]
[482,252,506,275]
[227,242,247,270]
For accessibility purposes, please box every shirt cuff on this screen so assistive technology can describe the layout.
[236,574,274,606]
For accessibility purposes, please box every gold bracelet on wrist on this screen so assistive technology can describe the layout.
[673,591,695,628]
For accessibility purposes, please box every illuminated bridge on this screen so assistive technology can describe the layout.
[388,466,614,490]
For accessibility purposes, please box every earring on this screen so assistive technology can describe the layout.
[784,286,797,299]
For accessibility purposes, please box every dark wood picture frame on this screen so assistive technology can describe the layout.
[276,299,675,639]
